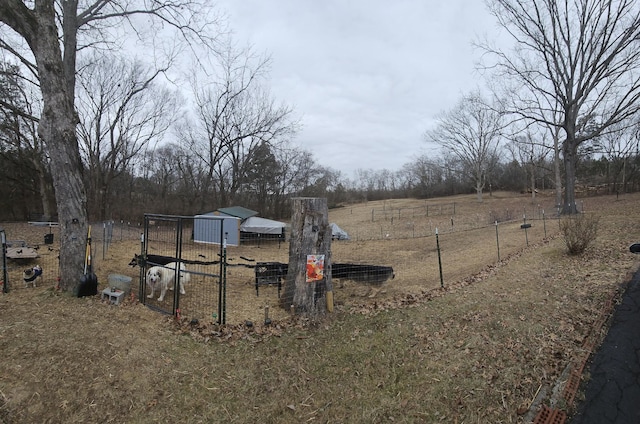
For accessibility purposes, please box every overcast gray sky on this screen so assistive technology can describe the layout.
[216,1,501,178]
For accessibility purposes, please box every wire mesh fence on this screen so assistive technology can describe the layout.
[0,223,61,293]
[139,215,228,323]
[342,199,562,241]
[1,197,565,325]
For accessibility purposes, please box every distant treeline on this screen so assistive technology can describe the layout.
[0,144,638,222]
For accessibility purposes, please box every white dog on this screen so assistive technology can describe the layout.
[146,262,190,301]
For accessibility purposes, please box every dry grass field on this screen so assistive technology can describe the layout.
[1,191,639,423]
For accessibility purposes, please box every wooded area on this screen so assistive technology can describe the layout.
[1,119,639,223]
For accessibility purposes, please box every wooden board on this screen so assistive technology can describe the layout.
[6,247,39,259]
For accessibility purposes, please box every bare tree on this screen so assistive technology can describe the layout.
[425,92,504,201]
[506,127,552,199]
[598,119,640,193]
[242,141,281,216]
[402,156,447,198]
[184,42,298,209]
[271,144,319,217]
[494,76,565,208]
[0,1,222,291]
[135,144,184,213]
[484,0,640,213]
[0,61,55,219]
[76,53,178,220]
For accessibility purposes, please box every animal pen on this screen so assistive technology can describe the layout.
[0,223,60,293]
[0,194,568,326]
[140,214,230,324]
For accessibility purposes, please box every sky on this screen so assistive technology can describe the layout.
[215,1,503,178]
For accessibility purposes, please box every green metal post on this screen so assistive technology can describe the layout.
[217,228,224,324]
[139,232,145,302]
[495,221,500,261]
[173,218,183,317]
[222,233,228,325]
[103,223,106,261]
[436,228,444,289]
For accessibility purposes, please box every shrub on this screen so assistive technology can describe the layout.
[559,213,600,255]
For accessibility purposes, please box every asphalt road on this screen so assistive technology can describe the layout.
[570,269,640,424]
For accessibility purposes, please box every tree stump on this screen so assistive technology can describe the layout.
[281,197,333,316]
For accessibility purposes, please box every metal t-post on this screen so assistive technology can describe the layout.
[495,221,500,261]
[436,228,444,289]
[1,230,7,293]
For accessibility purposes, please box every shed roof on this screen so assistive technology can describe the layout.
[240,216,287,234]
[215,206,258,220]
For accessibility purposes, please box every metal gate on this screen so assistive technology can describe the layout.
[140,214,229,324]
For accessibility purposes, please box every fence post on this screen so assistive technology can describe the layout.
[523,214,529,246]
[173,218,184,317]
[103,222,106,261]
[221,233,227,324]
[436,228,444,289]
[138,233,145,302]
[1,229,7,293]
[495,221,500,261]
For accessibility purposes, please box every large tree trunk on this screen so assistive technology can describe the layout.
[550,126,562,213]
[34,158,54,220]
[475,168,483,202]
[281,197,333,317]
[562,139,579,214]
[32,2,88,291]
[530,162,536,200]
[622,158,627,193]
[475,185,483,202]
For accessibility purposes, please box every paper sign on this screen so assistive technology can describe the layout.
[306,255,325,283]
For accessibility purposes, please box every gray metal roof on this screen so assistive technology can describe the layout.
[216,206,259,220]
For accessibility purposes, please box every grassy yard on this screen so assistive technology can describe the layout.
[1,191,639,423]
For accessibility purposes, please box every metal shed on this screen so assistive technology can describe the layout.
[193,213,241,246]
[196,207,287,244]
